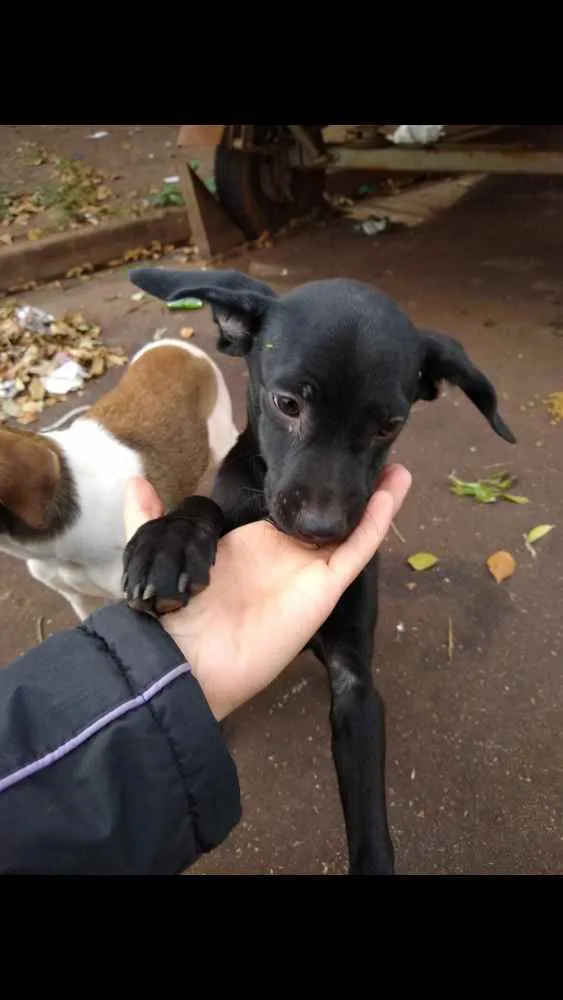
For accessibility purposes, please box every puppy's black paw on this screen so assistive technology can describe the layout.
[122,496,223,617]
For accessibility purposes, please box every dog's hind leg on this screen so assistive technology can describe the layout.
[311,557,394,876]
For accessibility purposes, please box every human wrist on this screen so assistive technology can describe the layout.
[161,616,228,722]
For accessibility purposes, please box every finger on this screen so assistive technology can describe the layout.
[327,464,412,588]
[123,476,164,541]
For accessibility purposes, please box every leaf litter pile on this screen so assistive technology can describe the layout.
[0,302,126,425]
[0,151,116,245]
[0,138,189,249]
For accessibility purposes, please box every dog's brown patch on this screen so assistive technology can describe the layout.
[89,345,217,510]
[0,427,66,530]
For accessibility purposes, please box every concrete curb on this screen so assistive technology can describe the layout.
[0,208,191,294]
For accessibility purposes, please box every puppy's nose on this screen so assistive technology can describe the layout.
[294,507,349,544]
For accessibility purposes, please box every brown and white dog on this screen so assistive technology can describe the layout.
[0,338,238,620]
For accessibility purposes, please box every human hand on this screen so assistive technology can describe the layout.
[124,466,412,721]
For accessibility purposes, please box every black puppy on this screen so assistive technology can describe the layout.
[123,268,515,875]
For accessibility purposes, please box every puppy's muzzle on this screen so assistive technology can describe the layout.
[292,507,351,544]
[271,488,364,545]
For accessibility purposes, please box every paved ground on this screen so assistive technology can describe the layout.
[0,126,192,245]
[1,169,562,875]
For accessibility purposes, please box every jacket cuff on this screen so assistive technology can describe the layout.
[84,601,241,857]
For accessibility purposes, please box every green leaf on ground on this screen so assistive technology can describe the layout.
[524,524,554,558]
[449,471,529,505]
[166,298,204,311]
[526,524,554,544]
[407,552,439,572]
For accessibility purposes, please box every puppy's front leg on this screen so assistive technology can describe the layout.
[123,431,264,617]
[122,496,224,617]
[312,557,394,876]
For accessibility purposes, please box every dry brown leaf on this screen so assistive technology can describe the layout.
[106,353,127,367]
[89,355,106,377]
[64,312,87,328]
[123,248,145,263]
[27,228,44,241]
[547,391,563,424]
[28,378,45,402]
[486,550,516,584]
[448,617,454,661]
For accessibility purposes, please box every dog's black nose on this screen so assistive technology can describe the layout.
[293,508,350,545]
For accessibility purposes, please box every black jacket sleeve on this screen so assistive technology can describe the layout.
[0,602,241,875]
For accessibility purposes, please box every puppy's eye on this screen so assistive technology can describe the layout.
[272,392,302,419]
[374,426,396,441]
[373,417,404,442]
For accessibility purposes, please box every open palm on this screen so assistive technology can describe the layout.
[124,466,411,721]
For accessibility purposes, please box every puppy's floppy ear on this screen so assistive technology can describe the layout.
[130,267,276,357]
[0,429,61,529]
[417,329,516,444]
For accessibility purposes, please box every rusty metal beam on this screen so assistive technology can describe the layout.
[178,162,245,259]
[327,144,563,175]
[288,125,328,166]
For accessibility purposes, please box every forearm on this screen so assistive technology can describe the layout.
[0,602,241,875]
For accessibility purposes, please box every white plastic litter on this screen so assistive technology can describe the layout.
[164,175,180,184]
[87,131,109,139]
[41,359,86,395]
[0,380,18,400]
[389,125,445,146]
[15,305,54,334]
[360,216,391,236]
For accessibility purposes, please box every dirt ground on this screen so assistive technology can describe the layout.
[1,164,562,875]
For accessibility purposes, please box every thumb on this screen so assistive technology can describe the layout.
[327,464,412,590]
[123,476,164,541]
